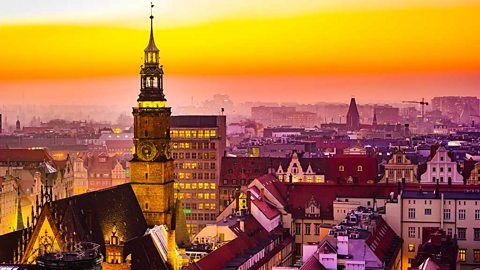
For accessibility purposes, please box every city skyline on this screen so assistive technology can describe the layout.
[1,0,480,107]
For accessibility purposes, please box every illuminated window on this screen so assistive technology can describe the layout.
[339,165,345,172]
[204,203,210,209]
[197,130,203,138]
[210,130,216,137]
[179,130,185,138]
[204,130,210,137]
[198,183,203,189]
[178,173,185,179]
[307,177,313,183]
[192,183,197,189]
[357,165,363,172]
[204,193,210,200]
[198,193,203,199]
[459,249,466,262]
[204,183,210,189]
[211,193,216,200]
[178,193,184,199]
[185,173,191,179]
[186,130,191,138]
[171,130,178,138]
[179,183,185,189]
[210,183,216,189]
[191,130,197,138]
[185,193,192,199]
[198,203,203,210]
[185,183,191,189]
[408,244,415,252]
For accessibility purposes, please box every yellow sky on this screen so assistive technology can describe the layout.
[1,2,480,80]
[0,1,479,104]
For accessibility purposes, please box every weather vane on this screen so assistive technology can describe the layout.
[150,2,154,19]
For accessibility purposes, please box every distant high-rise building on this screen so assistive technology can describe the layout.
[170,115,226,234]
[431,96,480,123]
[346,98,360,131]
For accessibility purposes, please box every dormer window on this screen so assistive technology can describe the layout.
[339,165,345,172]
[357,165,363,172]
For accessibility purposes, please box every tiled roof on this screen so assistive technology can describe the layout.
[251,198,280,220]
[86,153,118,175]
[0,149,53,163]
[286,183,398,219]
[0,183,148,264]
[185,215,291,270]
[300,255,326,270]
[365,217,402,270]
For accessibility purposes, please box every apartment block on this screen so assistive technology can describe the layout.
[170,115,226,235]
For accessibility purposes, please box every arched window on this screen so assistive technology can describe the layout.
[339,165,345,172]
[145,202,149,210]
[357,165,363,172]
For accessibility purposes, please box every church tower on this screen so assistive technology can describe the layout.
[346,97,360,131]
[130,7,175,228]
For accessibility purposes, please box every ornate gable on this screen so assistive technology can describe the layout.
[21,206,65,264]
[305,196,320,218]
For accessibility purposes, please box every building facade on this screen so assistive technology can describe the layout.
[381,149,417,184]
[384,190,480,269]
[170,115,226,234]
[419,146,463,184]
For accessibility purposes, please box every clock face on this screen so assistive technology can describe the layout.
[138,141,158,161]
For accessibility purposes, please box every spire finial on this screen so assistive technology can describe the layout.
[145,1,159,53]
[150,2,154,19]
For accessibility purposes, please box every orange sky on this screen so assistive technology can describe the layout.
[0,0,479,105]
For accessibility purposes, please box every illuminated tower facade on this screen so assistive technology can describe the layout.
[130,11,175,227]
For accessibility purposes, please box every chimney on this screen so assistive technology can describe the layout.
[246,190,251,212]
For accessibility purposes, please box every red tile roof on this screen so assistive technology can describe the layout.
[285,183,398,219]
[252,198,281,220]
[0,148,53,163]
[365,217,402,270]
[325,155,378,184]
[300,255,326,270]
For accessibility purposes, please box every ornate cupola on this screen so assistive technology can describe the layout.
[138,4,166,106]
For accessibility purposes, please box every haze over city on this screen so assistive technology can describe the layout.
[1,1,480,270]
[1,0,480,116]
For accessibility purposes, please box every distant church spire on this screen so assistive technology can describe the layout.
[372,110,378,130]
[346,97,360,131]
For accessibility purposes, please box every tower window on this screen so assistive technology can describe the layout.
[145,130,148,137]
[145,173,148,180]
[145,203,149,210]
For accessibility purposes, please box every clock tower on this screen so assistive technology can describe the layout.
[130,9,175,228]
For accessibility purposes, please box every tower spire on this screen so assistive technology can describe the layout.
[145,2,159,55]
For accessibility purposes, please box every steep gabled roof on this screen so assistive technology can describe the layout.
[365,217,402,270]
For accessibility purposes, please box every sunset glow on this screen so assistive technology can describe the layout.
[1,0,479,104]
